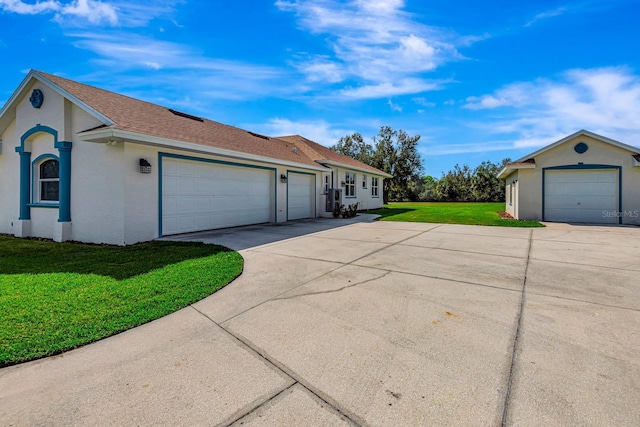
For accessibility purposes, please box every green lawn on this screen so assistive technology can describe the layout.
[368,202,544,227]
[0,236,243,367]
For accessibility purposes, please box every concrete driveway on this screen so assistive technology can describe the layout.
[1,219,639,426]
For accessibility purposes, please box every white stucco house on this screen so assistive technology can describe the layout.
[0,70,391,245]
[498,130,640,225]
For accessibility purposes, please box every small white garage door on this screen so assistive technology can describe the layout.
[287,172,315,220]
[161,156,274,235]
[544,169,618,223]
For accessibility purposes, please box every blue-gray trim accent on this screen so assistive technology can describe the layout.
[158,152,278,238]
[30,89,44,108]
[574,142,588,154]
[17,151,31,219]
[16,125,72,223]
[542,164,622,224]
[17,124,58,152]
[286,170,317,221]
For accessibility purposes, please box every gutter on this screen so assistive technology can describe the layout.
[78,128,331,173]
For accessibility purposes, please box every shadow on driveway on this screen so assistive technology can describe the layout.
[161,214,380,251]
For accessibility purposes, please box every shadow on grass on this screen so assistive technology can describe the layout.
[0,236,233,280]
[367,208,417,219]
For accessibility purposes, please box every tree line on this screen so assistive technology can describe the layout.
[330,126,509,203]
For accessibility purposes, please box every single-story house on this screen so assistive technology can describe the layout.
[498,130,640,224]
[0,70,391,245]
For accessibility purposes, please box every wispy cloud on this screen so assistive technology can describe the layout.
[0,0,183,27]
[259,118,353,146]
[387,99,402,112]
[0,0,118,25]
[276,0,467,99]
[464,67,640,149]
[525,6,568,27]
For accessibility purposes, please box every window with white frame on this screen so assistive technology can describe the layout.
[371,176,379,197]
[37,158,60,202]
[324,175,330,193]
[362,174,367,188]
[345,172,356,197]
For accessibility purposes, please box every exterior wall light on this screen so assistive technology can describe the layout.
[280,174,288,183]
[139,158,152,174]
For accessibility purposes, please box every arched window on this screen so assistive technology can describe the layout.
[38,159,60,202]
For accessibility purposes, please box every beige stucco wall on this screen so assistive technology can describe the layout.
[514,134,640,224]
[504,170,519,218]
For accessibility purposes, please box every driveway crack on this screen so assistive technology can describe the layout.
[272,271,392,301]
[500,228,533,426]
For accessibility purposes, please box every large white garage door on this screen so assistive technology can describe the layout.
[161,156,274,235]
[287,172,315,220]
[544,169,618,223]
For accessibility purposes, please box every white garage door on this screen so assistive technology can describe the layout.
[161,157,274,235]
[287,172,315,220]
[544,169,618,223]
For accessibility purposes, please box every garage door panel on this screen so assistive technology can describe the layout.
[288,173,315,220]
[544,169,618,223]
[162,157,274,235]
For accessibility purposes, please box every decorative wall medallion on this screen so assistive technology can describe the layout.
[30,89,44,109]
[574,142,588,154]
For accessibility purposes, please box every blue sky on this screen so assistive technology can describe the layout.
[1,0,639,176]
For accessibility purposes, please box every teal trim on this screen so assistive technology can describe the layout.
[17,125,72,223]
[542,164,622,224]
[286,170,317,220]
[58,145,72,222]
[17,124,58,152]
[158,152,163,237]
[27,203,59,208]
[158,152,278,237]
[18,152,31,220]
[32,153,60,164]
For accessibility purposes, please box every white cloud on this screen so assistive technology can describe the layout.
[338,78,444,99]
[525,6,568,27]
[259,118,352,146]
[69,33,291,101]
[0,0,183,27]
[277,0,464,99]
[463,67,640,150]
[387,99,402,112]
[0,0,118,25]
[412,97,435,107]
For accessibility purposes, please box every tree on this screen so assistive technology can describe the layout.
[471,159,510,202]
[330,133,373,165]
[371,126,424,203]
[434,164,472,201]
[333,126,424,203]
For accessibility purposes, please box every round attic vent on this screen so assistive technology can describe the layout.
[292,147,298,154]
[574,142,588,154]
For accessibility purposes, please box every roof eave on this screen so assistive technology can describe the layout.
[318,159,392,178]
[497,163,536,179]
[0,70,37,135]
[0,70,115,136]
[78,128,330,172]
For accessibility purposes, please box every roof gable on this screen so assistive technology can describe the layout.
[277,135,392,177]
[1,70,324,169]
[513,130,640,162]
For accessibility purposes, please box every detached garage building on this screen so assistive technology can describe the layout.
[0,70,389,244]
[498,130,640,225]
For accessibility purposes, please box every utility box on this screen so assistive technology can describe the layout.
[326,188,343,212]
